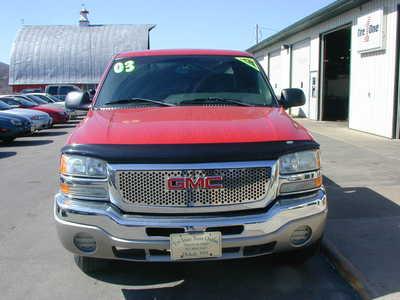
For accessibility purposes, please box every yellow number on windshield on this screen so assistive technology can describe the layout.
[113,60,135,73]
[124,60,135,72]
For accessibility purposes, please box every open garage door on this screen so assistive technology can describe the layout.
[268,49,282,97]
[321,26,351,121]
[291,39,310,117]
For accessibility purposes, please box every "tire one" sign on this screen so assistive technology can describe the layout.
[357,9,385,53]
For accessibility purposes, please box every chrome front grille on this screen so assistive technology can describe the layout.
[115,167,270,208]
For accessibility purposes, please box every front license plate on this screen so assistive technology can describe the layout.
[170,232,222,260]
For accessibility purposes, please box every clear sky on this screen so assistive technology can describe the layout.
[0,0,334,64]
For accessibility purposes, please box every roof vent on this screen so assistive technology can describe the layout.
[79,5,90,26]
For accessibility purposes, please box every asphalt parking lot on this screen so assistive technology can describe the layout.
[0,120,360,300]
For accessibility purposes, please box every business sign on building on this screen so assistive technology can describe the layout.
[357,9,385,53]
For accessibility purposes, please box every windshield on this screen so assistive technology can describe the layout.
[11,97,36,107]
[34,94,55,103]
[95,55,277,107]
[23,94,48,105]
[0,100,11,110]
[45,94,64,102]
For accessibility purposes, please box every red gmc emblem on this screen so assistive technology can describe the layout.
[167,176,224,190]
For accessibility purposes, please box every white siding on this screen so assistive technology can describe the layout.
[253,0,399,138]
[308,37,320,120]
[269,49,283,96]
[254,51,268,74]
[291,39,311,117]
[349,0,398,138]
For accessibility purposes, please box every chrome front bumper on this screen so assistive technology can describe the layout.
[54,189,327,262]
[31,118,51,131]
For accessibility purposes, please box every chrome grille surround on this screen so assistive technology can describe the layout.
[108,161,279,214]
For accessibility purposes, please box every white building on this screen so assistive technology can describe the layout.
[247,0,400,139]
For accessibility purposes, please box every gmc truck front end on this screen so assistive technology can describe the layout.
[54,153,327,263]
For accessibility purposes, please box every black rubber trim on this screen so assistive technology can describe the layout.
[243,242,276,256]
[111,247,146,260]
[61,140,319,163]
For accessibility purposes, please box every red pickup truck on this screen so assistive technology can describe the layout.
[55,49,327,272]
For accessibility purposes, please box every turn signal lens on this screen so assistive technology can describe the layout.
[59,176,109,201]
[279,174,322,194]
[314,176,323,187]
[60,182,70,194]
[60,155,68,175]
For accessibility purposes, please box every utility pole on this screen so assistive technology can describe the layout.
[255,26,278,44]
[256,24,259,44]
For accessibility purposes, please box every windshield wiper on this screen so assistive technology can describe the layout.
[180,97,252,107]
[104,98,175,107]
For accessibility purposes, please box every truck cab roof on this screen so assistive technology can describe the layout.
[115,49,253,59]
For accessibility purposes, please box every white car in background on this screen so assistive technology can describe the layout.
[27,93,78,119]
[0,99,52,131]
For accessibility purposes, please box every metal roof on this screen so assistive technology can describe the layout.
[247,0,370,53]
[9,24,155,85]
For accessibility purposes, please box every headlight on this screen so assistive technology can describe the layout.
[59,154,109,201]
[279,150,320,175]
[279,150,322,195]
[31,115,40,120]
[10,119,22,126]
[60,154,107,178]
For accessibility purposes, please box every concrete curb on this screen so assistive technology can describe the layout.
[321,238,373,300]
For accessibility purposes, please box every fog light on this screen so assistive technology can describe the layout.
[290,226,312,246]
[73,233,96,252]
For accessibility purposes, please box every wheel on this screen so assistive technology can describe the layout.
[74,255,109,273]
[284,239,321,265]
[1,137,15,143]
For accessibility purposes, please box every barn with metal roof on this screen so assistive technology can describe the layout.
[9,7,155,92]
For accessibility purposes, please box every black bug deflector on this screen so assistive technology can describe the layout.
[61,140,319,163]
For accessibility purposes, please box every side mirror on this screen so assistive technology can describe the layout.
[280,88,306,109]
[65,91,91,111]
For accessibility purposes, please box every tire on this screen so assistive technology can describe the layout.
[1,137,16,143]
[284,239,321,265]
[74,255,109,274]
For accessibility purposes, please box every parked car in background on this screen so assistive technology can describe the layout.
[0,112,32,143]
[45,85,81,101]
[6,95,69,124]
[28,93,64,104]
[20,88,43,94]
[26,93,77,119]
[21,94,63,109]
[0,99,52,131]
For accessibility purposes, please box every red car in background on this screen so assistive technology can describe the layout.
[2,95,69,124]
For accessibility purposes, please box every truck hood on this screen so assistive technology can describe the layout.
[67,106,313,145]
